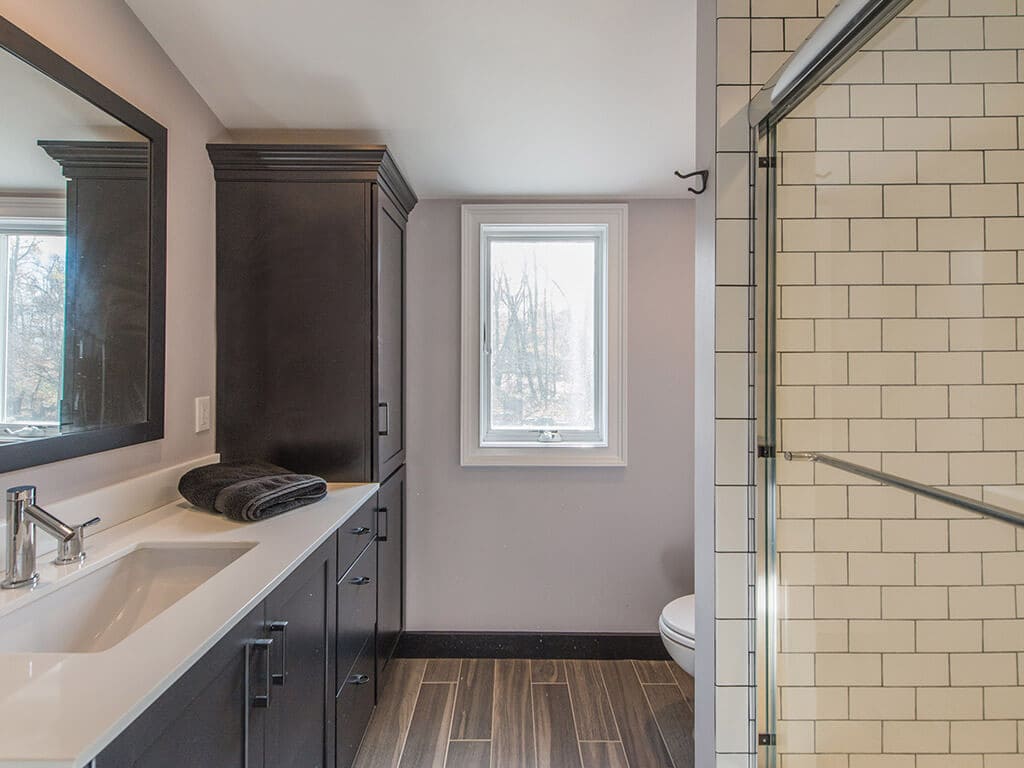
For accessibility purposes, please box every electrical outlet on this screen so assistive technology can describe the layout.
[195,396,211,433]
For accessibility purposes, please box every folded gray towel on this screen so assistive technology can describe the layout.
[178,461,328,522]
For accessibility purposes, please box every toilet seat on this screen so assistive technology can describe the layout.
[660,594,695,647]
[660,618,695,649]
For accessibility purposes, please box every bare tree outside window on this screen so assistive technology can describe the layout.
[1,234,66,424]
[488,239,596,432]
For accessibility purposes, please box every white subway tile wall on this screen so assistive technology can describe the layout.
[768,0,1024,764]
[716,0,756,764]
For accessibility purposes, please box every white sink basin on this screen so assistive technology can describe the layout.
[0,542,255,654]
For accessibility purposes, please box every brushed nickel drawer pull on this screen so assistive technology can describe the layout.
[349,576,372,585]
[348,673,370,686]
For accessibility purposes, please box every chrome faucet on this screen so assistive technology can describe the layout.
[2,485,99,589]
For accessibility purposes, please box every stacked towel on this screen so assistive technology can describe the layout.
[178,461,327,522]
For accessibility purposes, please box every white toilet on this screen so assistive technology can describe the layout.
[659,594,695,677]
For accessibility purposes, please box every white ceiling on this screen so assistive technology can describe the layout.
[126,0,697,199]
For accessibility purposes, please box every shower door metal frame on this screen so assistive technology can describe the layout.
[754,123,779,767]
[749,2,918,765]
[748,0,915,130]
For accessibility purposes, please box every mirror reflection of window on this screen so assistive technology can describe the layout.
[0,223,66,433]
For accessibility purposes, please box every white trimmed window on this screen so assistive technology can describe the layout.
[460,204,627,467]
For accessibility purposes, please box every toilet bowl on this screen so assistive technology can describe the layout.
[659,594,695,677]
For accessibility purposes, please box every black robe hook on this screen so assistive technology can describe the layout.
[674,169,709,195]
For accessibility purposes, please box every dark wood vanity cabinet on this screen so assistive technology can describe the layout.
[96,537,338,768]
[263,539,338,768]
[97,512,388,768]
[376,465,405,678]
[206,145,416,485]
[95,601,268,768]
[336,522,378,768]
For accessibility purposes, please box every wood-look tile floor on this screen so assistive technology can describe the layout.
[354,659,694,768]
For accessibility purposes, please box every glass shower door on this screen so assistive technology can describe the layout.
[756,2,1024,765]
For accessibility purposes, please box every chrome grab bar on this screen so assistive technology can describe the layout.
[783,451,1024,529]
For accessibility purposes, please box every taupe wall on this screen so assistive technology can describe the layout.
[0,0,225,500]
[405,199,695,632]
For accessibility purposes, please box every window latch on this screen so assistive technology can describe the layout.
[537,430,562,443]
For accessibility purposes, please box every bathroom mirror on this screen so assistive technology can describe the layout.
[0,16,166,472]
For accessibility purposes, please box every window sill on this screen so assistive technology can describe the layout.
[460,443,627,468]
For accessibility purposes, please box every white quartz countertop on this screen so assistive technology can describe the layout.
[0,482,378,768]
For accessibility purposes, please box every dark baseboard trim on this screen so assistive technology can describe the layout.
[394,632,670,661]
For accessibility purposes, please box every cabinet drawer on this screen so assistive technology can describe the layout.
[336,639,375,768]
[337,543,376,695]
[338,497,376,575]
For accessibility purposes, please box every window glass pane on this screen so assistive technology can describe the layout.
[2,234,66,424]
[488,238,597,432]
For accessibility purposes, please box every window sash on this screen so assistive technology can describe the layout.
[478,224,609,448]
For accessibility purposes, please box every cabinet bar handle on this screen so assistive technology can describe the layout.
[244,636,273,766]
[377,506,389,542]
[349,575,372,585]
[378,401,390,436]
[269,620,289,685]
[349,526,372,536]
[348,674,370,686]
[247,638,273,709]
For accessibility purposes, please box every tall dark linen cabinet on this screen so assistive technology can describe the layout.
[207,144,414,683]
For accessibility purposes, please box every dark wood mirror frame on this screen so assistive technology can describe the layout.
[0,15,167,472]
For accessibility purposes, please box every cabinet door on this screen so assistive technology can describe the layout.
[96,604,268,768]
[376,190,406,481]
[264,535,337,768]
[377,466,405,677]
[216,180,372,481]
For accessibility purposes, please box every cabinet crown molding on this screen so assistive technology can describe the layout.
[38,140,150,179]
[206,143,418,218]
